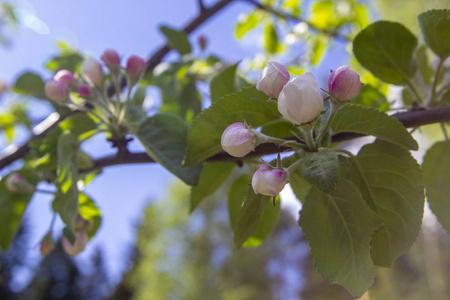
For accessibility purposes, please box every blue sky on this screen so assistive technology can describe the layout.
[0,0,351,285]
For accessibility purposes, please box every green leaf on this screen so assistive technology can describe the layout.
[160,25,191,55]
[190,162,235,212]
[416,45,434,84]
[289,170,312,204]
[235,10,264,39]
[46,53,83,72]
[79,193,102,239]
[300,148,340,193]
[299,179,381,298]
[342,140,424,266]
[352,85,389,111]
[423,141,450,233]
[136,114,202,186]
[228,174,251,230]
[210,63,249,103]
[234,187,273,248]
[264,23,279,54]
[353,21,417,85]
[184,86,281,166]
[331,104,418,150]
[402,87,415,106]
[418,9,450,59]
[261,120,297,139]
[0,171,37,250]
[53,132,79,231]
[131,85,147,107]
[13,72,45,97]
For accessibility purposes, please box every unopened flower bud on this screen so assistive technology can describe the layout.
[54,70,76,85]
[62,230,88,256]
[45,80,68,102]
[278,72,323,125]
[252,164,287,196]
[5,173,34,193]
[81,57,105,87]
[256,61,290,98]
[0,79,9,96]
[39,232,54,256]
[198,35,207,51]
[221,122,255,157]
[101,49,121,69]
[328,66,362,102]
[78,84,91,97]
[74,214,92,231]
[126,55,146,78]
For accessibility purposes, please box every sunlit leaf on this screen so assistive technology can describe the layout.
[160,25,191,55]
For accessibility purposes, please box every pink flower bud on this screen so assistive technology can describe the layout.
[252,164,287,196]
[5,173,34,193]
[78,84,91,97]
[45,80,67,102]
[256,61,290,98]
[328,66,362,102]
[81,57,105,87]
[62,230,88,256]
[278,72,323,125]
[39,232,54,256]
[125,55,146,78]
[54,70,76,85]
[221,122,255,157]
[198,35,207,51]
[101,49,121,68]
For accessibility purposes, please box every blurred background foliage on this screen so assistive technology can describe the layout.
[0,0,449,299]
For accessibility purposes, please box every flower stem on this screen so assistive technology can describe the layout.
[430,58,445,107]
[315,99,343,148]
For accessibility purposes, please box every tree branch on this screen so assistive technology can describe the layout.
[82,106,450,172]
[0,0,234,171]
[239,0,350,42]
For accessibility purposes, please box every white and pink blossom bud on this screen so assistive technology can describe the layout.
[328,66,362,102]
[125,55,146,78]
[221,122,255,157]
[45,80,67,102]
[278,72,323,125]
[256,61,290,98]
[5,173,34,193]
[62,230,88,256]
[78,84,91,97]
[39,232,54,256]
[101,49,121,69]
[81,57,105,87]
[54,70,76,85]
[252,164,287,196]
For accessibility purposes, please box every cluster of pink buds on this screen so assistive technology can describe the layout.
[220,61,362,197]
[44,49,146,106]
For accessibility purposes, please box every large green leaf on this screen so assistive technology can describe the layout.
[79,193,102,239]
[13,72,45,98]
[418,9,450,59]
[53,132,79,232]
[331,104,418,150]
[190,162,235,212]
[300,148,340,193]
[299,179,381,298]
[210,63,249,103]
[423,141,450,233]
[342,140,424,267]
[160,25,191,55]
[0,171,37,250]
[353,21,417,85]
[136,114,202,186]
[184,86,281,166]
[234,186,272,248]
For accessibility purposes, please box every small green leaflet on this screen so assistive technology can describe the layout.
[331,104,418,150]
[299,148,340,193]
[160,25,191,55]
[299,179,381,298]
[423,141,450,234]
[13,72,45,98]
